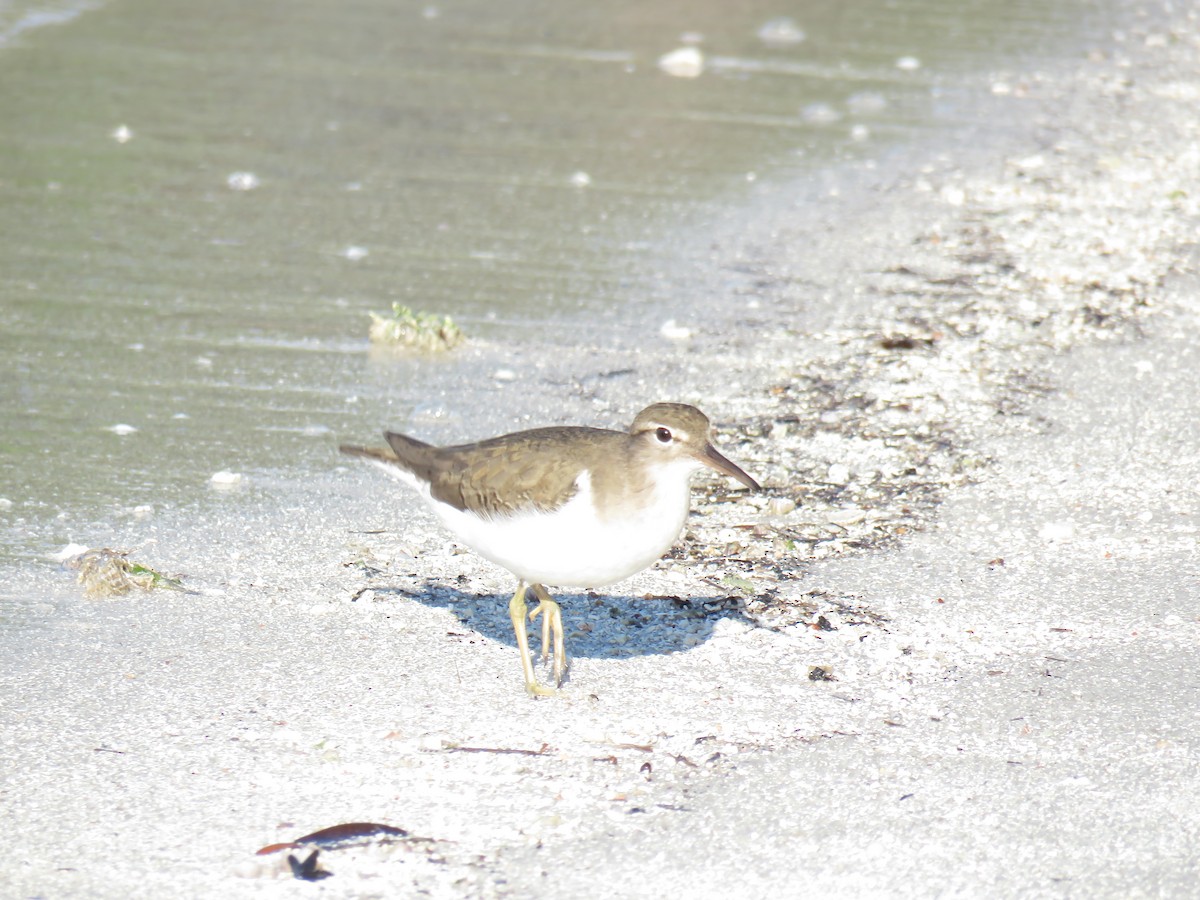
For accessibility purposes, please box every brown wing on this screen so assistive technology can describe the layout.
[422,427,623,518]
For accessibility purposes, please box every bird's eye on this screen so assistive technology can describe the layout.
[655,427,672,443]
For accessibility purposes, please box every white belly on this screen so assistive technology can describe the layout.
[381,464,693,588]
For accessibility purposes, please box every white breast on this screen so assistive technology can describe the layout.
[418,465,696,588]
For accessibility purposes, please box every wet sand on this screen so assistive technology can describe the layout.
[4,2,1200,898]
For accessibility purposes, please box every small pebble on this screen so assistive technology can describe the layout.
[210,470,244,487]
[827,463,851,483]
[757,17,805,46]
[827,508,866,526]
[941,185,966,206]
[53,543,91,562]
[767,497,796,516]
[660,319,692,341]
[226,171,260,191]
[658,47,704,78]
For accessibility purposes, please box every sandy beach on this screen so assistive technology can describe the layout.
[3,2,1200,897]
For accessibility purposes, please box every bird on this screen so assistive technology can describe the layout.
[339,402,760,696]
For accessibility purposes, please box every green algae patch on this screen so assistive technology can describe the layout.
[368,304,464,352]
[65,548,189,599]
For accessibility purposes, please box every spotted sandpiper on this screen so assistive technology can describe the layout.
[339,402,759,696]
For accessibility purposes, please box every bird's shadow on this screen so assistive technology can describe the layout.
[359,579,757,661]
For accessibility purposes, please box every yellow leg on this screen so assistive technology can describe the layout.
[532,589,552,662]
[529,583,568,687]
[509,582,556,697]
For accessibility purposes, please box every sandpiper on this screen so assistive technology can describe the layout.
[340,402,759,696]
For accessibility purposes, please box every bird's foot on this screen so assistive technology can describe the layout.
[523,679,559,698]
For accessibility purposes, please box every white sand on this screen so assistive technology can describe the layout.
[4,5,1200,898]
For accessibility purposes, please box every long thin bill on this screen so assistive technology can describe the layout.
[700,443,761,491]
